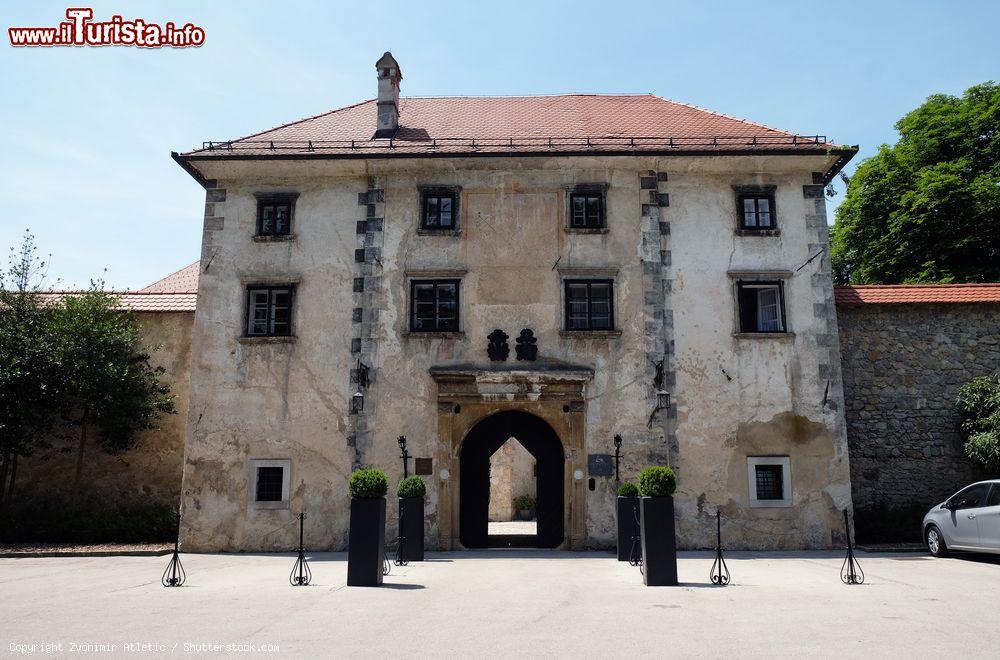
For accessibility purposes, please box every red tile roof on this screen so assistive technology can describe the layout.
[35,261,201,313]
[38,291,197,313]
[835,284,1000,305]
[139,260,200,294]
[179,94,850,160]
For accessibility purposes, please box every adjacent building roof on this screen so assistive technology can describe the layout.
[835,284,1000,305]
[113,292,197,312]
[37,261,200,313]
[174,94,856,183]
[139,260,200,294]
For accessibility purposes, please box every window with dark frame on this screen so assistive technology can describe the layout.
[246,285,294,337]
[948,484,989,510]
[569,192,605,228]
[256,196,295,236]
[410,280,460,332]
[420,190,458,230]
[754,465,785,501]
[988,485,1000,507]
[736,280,785,333]
[738,193,775,230]
[255,466,284,502]
[565,280,614,331]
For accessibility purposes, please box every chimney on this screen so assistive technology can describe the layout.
[374,52,402,139]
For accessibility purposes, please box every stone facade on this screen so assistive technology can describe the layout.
[488,439,535,522]
[838,302,998,534]
[175,152,853,552]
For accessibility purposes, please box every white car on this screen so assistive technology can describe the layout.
[923,479,1000,557]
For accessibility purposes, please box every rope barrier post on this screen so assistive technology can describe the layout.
[840,509,864,585]
[161,514,186,587]
[289,512,312,586]
[628,507,643,569]
[394,501,408,567]
[709,510,731,585]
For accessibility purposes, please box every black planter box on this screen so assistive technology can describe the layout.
[399,497,425,562]
[640,495,678,586]
[347,497,386,586]
[616,496,640,561]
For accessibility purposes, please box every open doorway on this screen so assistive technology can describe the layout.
[487,438,537,537]
[459,410,565,548]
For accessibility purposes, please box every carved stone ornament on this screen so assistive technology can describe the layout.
[515,328,538,361]
[487,329,509,362]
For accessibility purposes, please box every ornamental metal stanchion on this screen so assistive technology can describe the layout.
[628,507,643,569]
[709,510,730,585]
[161,527,186,587]
[393,503,408,567]
[289,512,312,586]
[840,509,865,585]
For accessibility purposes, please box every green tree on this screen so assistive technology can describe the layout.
[51,286,176,489]
[0,231,63,511]
[831,82,1000,284]
[956,374,1000,472]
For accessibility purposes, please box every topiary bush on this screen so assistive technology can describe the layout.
[397,475,426,498]
[616,482,639,497]
[513,495,535,511]
[638,466,677,497]
[348,468,388,499]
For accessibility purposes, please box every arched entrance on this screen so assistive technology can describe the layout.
[459,411,565,548]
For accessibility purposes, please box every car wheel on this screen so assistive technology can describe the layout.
[926,525,948,557]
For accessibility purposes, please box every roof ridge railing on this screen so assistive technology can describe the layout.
[200,134,829,152]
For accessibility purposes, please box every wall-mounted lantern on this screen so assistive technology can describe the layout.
[656,390,671,411]
[356,358,370,389]
[398,435,410,478]
[613,434,623,481]
[351,390,364,414]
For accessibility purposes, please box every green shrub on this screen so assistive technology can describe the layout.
[957,374,1000,471]
[638,466,677,497]
[513,495,535,511]
[348,468,388,499]
[0,499,177,543]
[616,482,639,497]
[397,475,426,498]
[854,503,928,544]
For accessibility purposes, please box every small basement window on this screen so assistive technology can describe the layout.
[250,459,291,508]
[736,280,786,333]
[565,280,614,331]
[747,457,792,507]
[246,285,294,337]
[738,193,776,230]
[255,194,297,236]
[569,192,605,229]
[420,189,459,230]
[410,280,460,332]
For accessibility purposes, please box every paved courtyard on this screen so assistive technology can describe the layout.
[2,550,998,658]
[487,520,537,535]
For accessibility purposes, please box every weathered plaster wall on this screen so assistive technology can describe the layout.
[180,154,850,551]
[838,303,997,530]
[488,439,535,521]
[14,311,192,508]
[666,168,852,549]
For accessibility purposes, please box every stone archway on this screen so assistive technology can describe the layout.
[459,411,564,548]
[430,363,593,550]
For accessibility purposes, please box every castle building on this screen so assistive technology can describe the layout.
[171,53,860,550]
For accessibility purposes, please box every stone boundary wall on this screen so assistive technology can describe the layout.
[838,302,998,540]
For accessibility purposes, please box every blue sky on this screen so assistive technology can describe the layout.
[1,0,997,289]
